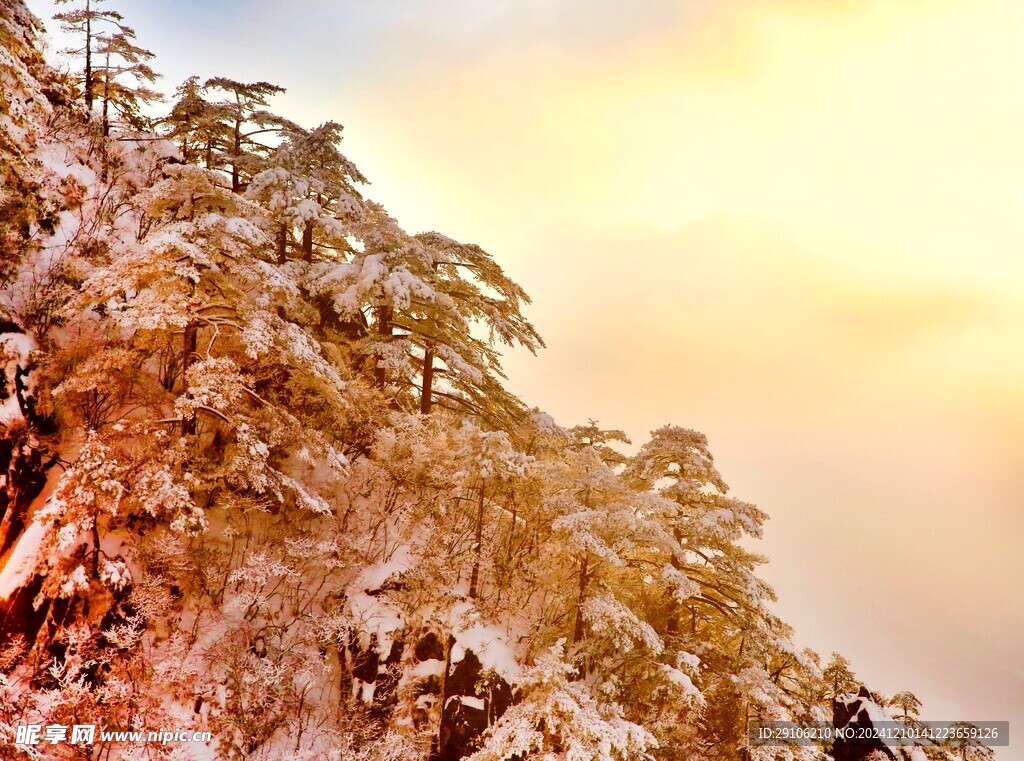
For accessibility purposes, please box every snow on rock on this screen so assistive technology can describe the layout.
[0,516,45,600]
[352,544,413,593]
[347,545,414,658]
[0,329,36,424]
[456,695,485,711]
[348,591,403,661]
[411,658,445,679]
[832,686,899,761]
[449,600,521,684]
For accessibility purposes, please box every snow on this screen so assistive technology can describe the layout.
[861,696,895,728]
[0,330,36,423]
[580,595,663,655]
[835,690,895,730]
[0,386,22,424]
[660,665,703,702]
[456,695,485,711]
[449,601,522,684]
[354,677,377,704]
[0,331,35,360]
[348,591,402,660]
[35,141,97,189]
[347,547,414,662]
[0,518,45,600]
[276,472,332,515]
[0,8,966,756]
[98,557,132,591]
[353,545,413,592]
[59,565,89,597]
[411,659,445,679]
[676,651,700,670]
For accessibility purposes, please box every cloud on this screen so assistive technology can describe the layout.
[505,214,986,394]
[817,286,981,346]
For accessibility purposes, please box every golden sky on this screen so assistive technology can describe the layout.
[29,0,1024,748]
[326,0,1024,739]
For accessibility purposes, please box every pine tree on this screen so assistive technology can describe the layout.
[92,28,161,135]
[888,690,922,724]
[52,0,133,114]
[306,224,543,429]
[623,425,774,638]
[822,652,858,697]
[161,75,222,165]
[411,232,543,422]
[245,120,367,263]
[568,419,631,466]
[0,0,56,285]
[199,77,297,192]
[467,639,657,761]
[945,723,995,761]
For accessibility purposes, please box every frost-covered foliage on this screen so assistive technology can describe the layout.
[0,4,967,761]
[466,640,656,761]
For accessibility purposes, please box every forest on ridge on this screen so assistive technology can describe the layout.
[0,2,994,759]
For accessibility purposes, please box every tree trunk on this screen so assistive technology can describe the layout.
[432,633,457,761]
[180,322,198,436]
[373,304,391,388]
[420,345,434,414]
[303,193,320,261]
[231,119,241,193]
[573,485,592,645]
[276,222,288,263]
[91,509,101,576]
[468,480,486,600]
[0,434,52,558]
[301,220,313,261]
[101,50,110,137]
[84,0,93,113]
[572,554,589,644]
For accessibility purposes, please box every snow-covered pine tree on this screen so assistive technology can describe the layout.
[246,120,367,263]
[824,652,859,698]
[91,27,161,135]
[52,0,132,115]
[161,75,222,167]
[410,232,543,424]
[888,691,921,725]
[198,77,298,193]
